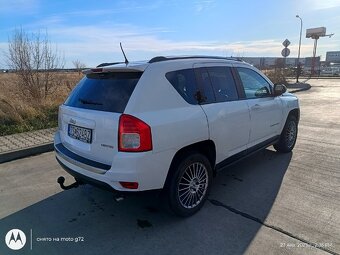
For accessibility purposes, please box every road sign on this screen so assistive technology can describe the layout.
[281,48,290,57]
[282,39,291,48]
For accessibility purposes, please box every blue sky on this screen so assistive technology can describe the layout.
[1,0,340,68]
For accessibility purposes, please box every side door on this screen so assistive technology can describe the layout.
[235,66,283,147]
[194,63,251,164]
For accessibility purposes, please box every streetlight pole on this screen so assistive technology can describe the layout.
[296,15,303,83]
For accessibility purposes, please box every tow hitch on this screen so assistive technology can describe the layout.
[57,176,83,190]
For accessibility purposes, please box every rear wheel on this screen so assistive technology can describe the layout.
[167,153,212,217]
[274,115,298,153]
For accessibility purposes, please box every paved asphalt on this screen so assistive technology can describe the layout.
[0,79,339,255]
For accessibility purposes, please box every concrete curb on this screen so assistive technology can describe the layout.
[0,143,54,164]
[287,83,311,94]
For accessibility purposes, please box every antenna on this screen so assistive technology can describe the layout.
[120,42,129,65]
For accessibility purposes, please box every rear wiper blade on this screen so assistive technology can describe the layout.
[96,62,124,67]
[79,98,103,106]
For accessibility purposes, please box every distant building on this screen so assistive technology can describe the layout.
[304,57,321,74]
[305,57,320,68]
[326,51,340,63]
[241,57,305,68]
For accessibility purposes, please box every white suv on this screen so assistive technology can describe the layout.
[54,56,299,216]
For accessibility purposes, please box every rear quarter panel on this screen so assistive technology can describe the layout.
[124,62,209,154]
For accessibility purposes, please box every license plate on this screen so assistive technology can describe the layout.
[68,124,92,143]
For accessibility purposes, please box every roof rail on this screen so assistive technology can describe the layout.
[148,56,243,63]
[96,62,124,67]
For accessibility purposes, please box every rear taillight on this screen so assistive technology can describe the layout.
[118,114,152,152]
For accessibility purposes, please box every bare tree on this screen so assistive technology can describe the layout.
[6,28,65,102]
[72,59,86,75]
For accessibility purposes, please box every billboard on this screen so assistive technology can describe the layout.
[306,27,326,38]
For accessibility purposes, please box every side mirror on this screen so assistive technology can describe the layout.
[273,84,287,96]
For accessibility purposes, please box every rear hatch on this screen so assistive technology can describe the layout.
[58,70,143,166]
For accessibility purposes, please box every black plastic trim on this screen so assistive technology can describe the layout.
[231,67,246,99]
[54,143,111,171]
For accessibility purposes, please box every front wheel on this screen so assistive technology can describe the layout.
[274,115,298,153]
[167,153,212,217]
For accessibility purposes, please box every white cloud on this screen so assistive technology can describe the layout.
[309,0,340,9]
[46,25,311,66]
[47,25,280,55]
[1,23,338,68]
[195,0,215,13]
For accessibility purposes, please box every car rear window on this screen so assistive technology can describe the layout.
[64,72,142,113]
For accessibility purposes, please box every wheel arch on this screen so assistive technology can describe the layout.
[164,140,216,189]
[288,108,300,123]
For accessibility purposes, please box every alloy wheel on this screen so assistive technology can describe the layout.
[177,162,209,209]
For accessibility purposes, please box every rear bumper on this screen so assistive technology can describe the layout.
[55,142,110,173]
[54,131,174,192]
[54,141,122,191]
[55,156,114,191]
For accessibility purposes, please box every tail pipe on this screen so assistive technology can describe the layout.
[57,176,83,190]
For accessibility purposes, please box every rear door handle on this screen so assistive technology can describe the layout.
[251,104,261,110]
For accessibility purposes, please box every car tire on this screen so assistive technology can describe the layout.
[166,153,212,217]
[274,115,298,153]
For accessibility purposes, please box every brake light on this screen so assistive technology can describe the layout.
[118,114,152,152]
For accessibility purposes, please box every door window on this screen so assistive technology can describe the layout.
[237,67,272,99]
[195,66,239,104]
[207,66,238,102]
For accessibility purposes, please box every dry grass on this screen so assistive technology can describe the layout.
[0,72,82,135]
[263,69,288,85]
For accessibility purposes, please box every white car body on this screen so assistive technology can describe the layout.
[54,57,299,193]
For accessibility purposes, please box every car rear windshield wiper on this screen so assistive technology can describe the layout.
[79,98,103,106]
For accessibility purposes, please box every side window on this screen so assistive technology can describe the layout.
[165,69,198,104]
[196,68,216,104]
[207,66,238,102]
[237,67,272,99]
